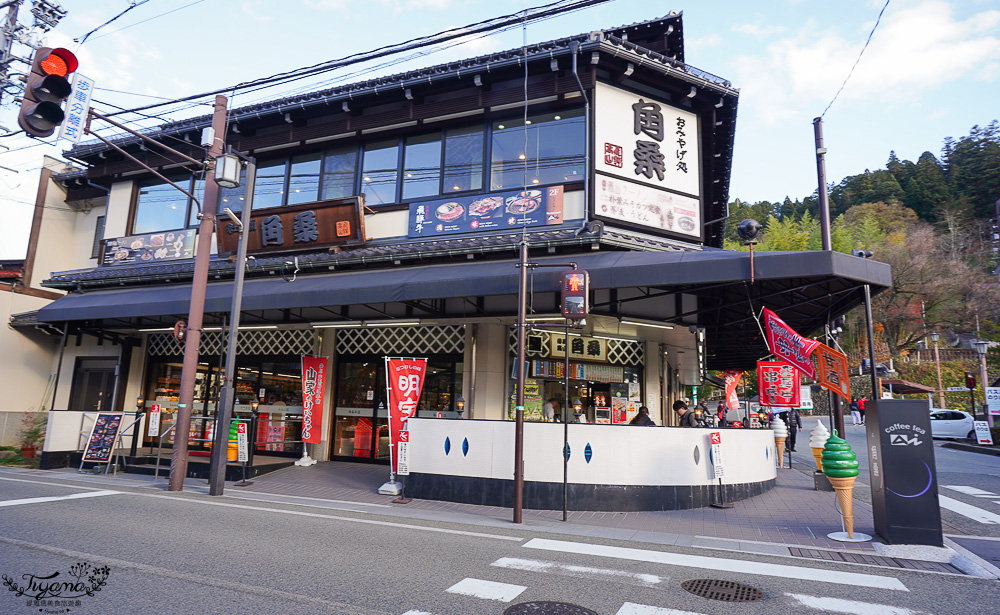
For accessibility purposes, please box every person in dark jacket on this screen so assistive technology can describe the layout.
[630,406,656,426]
[716,402,727,427]
[673,400,697,427]
[783,407,803,451]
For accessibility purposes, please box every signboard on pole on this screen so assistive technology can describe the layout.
[758,361,801,407]
[710,431,724,478]
[761,308,821,379]
[300,356,329,444]
[723,370,741,411]
[813,343,851,400]
[57,72,94,144]
[148,404,161,437]
[236,422,249,462]
[82,413,125,463]
[974,421,995,446]
[986,387,1000,415]
[386,358,428,476]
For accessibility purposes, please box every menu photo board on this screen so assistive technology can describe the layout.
[82,413,125,463]
[594,174,702,240]
[409,185,564,237]
[101,228,196,266]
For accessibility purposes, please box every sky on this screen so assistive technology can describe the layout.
[0,0,997,260]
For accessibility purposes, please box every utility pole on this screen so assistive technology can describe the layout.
[813,117,832,251]
[168,95,227,491]
[0,1,21,107]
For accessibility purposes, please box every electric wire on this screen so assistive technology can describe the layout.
[75,0,154,45]
[820,0,892,118]
[81,0,207,43]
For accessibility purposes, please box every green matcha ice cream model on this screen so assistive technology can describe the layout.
[821,430,860,537]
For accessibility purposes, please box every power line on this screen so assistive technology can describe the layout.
[820,0,892,118]
[75,0,154,45]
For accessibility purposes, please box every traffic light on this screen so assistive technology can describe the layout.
[561,269,589,320]
[18,47,78,138]
[966,372,977,390]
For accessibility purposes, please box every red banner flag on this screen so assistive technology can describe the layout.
[386,357,428,475]
[723,369,742,410]
[814,343,851,401]
[758,361,801,408]
[762,307,821,379]
[301,356,329,444]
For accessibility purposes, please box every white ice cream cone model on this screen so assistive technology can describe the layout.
[809,420,831,472]
[821,430,860,538]
[771,415,788,465]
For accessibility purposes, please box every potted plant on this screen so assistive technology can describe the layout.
[18,411,46,459]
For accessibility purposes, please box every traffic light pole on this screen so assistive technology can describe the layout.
[168,95,228,491]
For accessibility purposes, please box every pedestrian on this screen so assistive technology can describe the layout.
[849,397,861,425]
[542,398,558,422]
[629,406,656,426]
[784,407,802,451]
[858,397,866,425]
[673,400,697,427]
[716,402,727,427]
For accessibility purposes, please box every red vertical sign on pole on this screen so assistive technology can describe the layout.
[301,356,329,444]
[758,361,801,407]
[723,369,742,411]
[386,358,427,475]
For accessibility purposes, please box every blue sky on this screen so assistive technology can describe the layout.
[1,0,998,259]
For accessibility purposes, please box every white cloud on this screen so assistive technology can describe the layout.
[685,33,721,57]
[730,0,1000,125]
[732,23,787,38]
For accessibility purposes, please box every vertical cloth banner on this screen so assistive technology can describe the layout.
[758,361,801,407]
[386,358,428,476]
[723,369,742,411]
[813,343,851,401]
[761,307,821,379]
[301,356,329,444]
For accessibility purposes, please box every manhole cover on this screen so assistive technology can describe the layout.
[681,578,764,602]
[504,601,598,615]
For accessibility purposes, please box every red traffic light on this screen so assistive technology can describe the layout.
[966,372,977,390]
[561,269,589,320]
[18,47,78,138]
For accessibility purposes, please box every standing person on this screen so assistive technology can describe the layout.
[629,406,656,426]
[716,403,727,427]
[542,398,558,422]
[785,407,803,451]
[849,397,861,425]
[673,400,697,427]
[858,397,867,426]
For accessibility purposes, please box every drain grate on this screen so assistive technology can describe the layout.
[681,579,765,602]
[504,601,598,615]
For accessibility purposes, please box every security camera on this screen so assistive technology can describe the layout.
[736,219,762,242]
[222,208,242,228]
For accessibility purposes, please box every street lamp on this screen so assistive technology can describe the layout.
[931,332,945,409]
[976,340,990,423]
[130,396,145,457]
[455,396,465,419]
[572,397,583,422]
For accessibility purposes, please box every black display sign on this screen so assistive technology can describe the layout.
[82,413,125,463]
[408,186,564,237]
[101,228,196,266]
[866,399,943,546]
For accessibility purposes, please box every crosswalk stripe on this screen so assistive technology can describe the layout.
[491,557,664,587]
[942,485,997,496]
[786,592,928,614]
[0,490,121,507]
[938,495,1000,524]
[401,611,434,615]
[445,578,526,602]
[615,604,705,615]
[522,538,908,591]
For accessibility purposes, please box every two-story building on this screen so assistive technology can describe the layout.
[11,13,889,502]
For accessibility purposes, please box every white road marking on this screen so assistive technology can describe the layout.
[401,611,435,615]
[786,592,928,614]
[616,604,705,615]
[522,538,908,591]
[445,578,526,602]
[942,485,997,497]
[938,495,1000,524]
[0,490,121,507]
[491,557,663,587]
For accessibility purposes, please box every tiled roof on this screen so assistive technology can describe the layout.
[42,226,697,290]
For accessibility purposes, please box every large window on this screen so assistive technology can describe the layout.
[490,108,585,191]
[361,140,400,205]
[402,133,442,200]
[133,173,198,234]
[253,159,288,209]
[443,125,484,193]
[321,145,359,200]
[287,152,322,205]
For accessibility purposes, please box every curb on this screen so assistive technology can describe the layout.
[941,442,1000,456]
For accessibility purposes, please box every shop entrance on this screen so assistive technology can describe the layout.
[68,358,118,412]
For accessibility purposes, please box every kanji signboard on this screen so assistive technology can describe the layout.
[813,343,851,401]
[758,361,801,408]
[217,197,365,256]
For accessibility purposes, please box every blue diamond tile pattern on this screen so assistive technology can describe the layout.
[462,437,469,456]
[584,443,593,463]
[444,437,451,456]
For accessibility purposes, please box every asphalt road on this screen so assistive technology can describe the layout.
[2,468,999,615]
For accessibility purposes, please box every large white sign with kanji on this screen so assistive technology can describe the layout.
[594,82,700,199]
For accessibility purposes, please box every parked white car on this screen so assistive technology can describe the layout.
[929,409,975,440]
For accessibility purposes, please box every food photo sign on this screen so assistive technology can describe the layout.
[408,185,564,237]
[100,228,196,266]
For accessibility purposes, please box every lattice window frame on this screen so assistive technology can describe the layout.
[337,325,466,356]
[147,329,318,357]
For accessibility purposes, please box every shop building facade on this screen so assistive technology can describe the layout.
[11,13,890,489]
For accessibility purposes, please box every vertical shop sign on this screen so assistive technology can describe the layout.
[711,431,724,479]
[386,357,428,476]
[758,361,801,407]
[82,413,125,463]
[148,404,161,437]
[761,307,820,379]
[236,422,249,462]
[723,369,742,410]
[813,343,851,401]
[301,356,329,444]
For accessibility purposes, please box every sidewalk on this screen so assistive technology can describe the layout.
[30,456,998,578]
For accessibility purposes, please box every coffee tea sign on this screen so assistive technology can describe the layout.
[218,196,365,255]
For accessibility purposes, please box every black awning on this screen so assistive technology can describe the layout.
[36,248,891,370]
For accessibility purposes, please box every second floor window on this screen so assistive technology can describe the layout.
[133,173,204,234]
